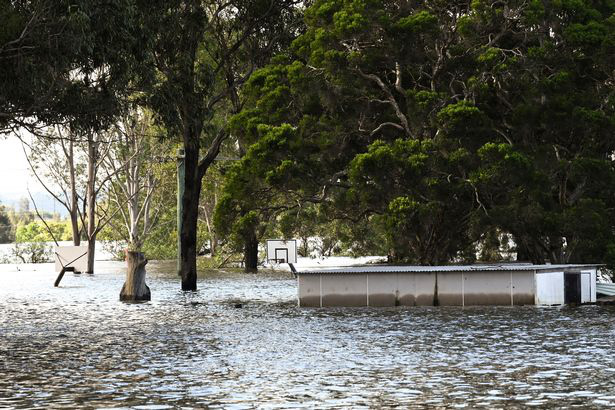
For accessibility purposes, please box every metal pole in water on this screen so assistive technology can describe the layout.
[176,148,185,275]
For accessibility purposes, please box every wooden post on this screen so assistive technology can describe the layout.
[54,267,67,287]
[120,251,151,301]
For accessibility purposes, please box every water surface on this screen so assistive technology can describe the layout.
[1,261,615,408]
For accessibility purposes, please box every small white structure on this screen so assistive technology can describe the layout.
[296,264,599,307]
[54,246,88,273]
[266,239,297,264]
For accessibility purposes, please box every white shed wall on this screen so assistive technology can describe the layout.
[581,269,597,303]
[535,271,564,305]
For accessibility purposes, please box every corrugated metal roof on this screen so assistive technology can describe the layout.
[297,264,602,275]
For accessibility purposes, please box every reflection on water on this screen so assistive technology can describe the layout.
[1,261,615,409]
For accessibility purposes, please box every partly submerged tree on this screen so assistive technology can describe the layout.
[464,0,615,263]
[99,108,171,301]
[24,127,86,246]
[140,0,303,288]
[219,0,615,265]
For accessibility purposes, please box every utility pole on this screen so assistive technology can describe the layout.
[176,148,185,275]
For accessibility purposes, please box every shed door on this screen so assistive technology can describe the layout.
[580,272,591,303]
[535,272,564,305]
[564,273,581,304]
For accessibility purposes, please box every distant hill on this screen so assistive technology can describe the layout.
[0,192,68,217]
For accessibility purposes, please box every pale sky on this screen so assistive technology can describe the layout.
[0,135,45,203]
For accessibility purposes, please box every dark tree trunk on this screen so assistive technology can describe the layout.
[68,139,81,246]
[244,231,258,273]
[120,251,151,301]
[85,133,97,273]
[179,138,202,291]
[86,235,96,274]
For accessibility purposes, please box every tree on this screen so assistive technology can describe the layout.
[99,108,168,301]
[219,0,487,263]
[465,0,615,263]
[0,204,14,244]
[141,0,303,288]
[23,125,132,273]
[24,128,85,246]
[220,0,615,266]
[1,0,148,134]
[101,109,166,252]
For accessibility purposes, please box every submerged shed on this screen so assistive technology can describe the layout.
[296,264,599,307]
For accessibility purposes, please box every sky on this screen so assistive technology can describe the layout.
[0,135,48,210]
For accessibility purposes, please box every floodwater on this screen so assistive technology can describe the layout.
[1,261,615,409]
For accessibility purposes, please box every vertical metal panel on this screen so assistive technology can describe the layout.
[461,272,465,307]
[397,272,417,305]
[366,274,369,306]
[437,272,463,306]
[535,271,564,305]
[591,269,597,302]
[321,274,368,307]
[367,273,398,306]
[414,273,437,306]
[463,271,512,305]
[297,274,321,307]
[581,271,591,303]
[511,271,535,305]
[510,271,513,306]
[319,275,323,308]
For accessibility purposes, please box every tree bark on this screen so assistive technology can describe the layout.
[86,134,97,273]
[244,230,258,273]
[68,139,81,246]
[178,139,201,291]
[120,251,151,301]
[86,235,96,274]
[210,235,218,257]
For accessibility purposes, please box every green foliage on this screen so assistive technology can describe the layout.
[2,242,52,264]
[0,205,13,244]
[15,221,72,243]
[1,0,147,132]
[217,0,615,267]
[395,11,438,34]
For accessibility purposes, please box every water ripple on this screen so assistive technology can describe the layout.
[1,261,615,408]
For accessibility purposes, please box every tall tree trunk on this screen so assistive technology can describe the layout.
[86,235,96,273]
[86,134,97,274]
[68,140,80,246]
[244,230,258,273]
[179,139,201,291]
[210,235,217,257]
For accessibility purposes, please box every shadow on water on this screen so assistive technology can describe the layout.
[1,260,615,408]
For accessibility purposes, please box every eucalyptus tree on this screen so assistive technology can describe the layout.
[141,0,303,289]
[100,109,172,301]
[218,0,488,264]
[23,128,84,246]
[465,0,615,263]
[219,0,615,265]
[1,0,147,134]
[23,126,130,273]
